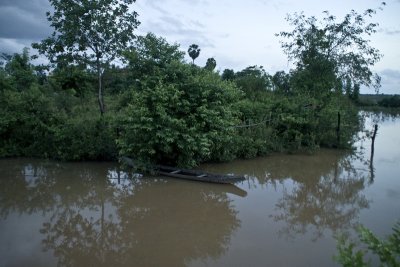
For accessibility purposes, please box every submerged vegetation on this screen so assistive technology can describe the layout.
[0,1,386,168]
[335,222,400,267]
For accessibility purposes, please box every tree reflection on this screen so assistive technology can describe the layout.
[0,159,240,267]
[114,180,240,266]
[0,160,60,218]
[268,152,371,241]
[199,149,372,241]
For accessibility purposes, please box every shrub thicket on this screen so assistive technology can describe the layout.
[1,41,361,166]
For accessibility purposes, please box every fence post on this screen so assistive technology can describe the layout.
[370,124,378,163]
[370,124,378,182]
[336,112,341,146]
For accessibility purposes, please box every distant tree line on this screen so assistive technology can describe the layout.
[356,94,400,108]
[378,95,400,108]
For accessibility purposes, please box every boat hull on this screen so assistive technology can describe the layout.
[121,157,245,184]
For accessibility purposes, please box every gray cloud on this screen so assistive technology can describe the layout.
[140,12,212,48]
[143,20,199,37]
[143,20,214,49]
[137,0,213,51]
[143,0,169,14]
[159,15,186,29]
[142,0,209,15]
[0,38,29,54]
[0,7,51,40]
[0,0,50,14]
[179,35,215,49]
[381,69,400,80]
[379,69,400,94]
[0,0,51,52]
[189,20,205,29]
[156,16,205,34]
[385,29,400,35]
[172,0,209,6]
[141,0,209,14]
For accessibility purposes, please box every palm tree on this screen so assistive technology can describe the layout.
[188,44,200,64]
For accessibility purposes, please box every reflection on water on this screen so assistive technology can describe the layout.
[1,111,399,267]
[0,160,240,267]
[201,149,371,241]
[271,158,369,241]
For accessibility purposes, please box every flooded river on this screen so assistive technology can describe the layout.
[1,111,399,267]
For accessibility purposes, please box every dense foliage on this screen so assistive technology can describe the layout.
[277,4,384,97]
[32,0,140,115]
[0,50,117,160]
[0,44,363,165]
[118,63,240,167]
[0,4,385,167]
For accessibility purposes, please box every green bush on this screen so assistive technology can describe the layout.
[0,86,117,161]
[0,86,61,157]
[53,113,118,161]
[233,92,359,154]
[118,62,241,167]
[233,97,277,157]
[2,48,38,91]
[49,65,95,97]
[316,95,359,148]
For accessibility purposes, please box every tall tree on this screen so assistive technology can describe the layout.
[125,33,185,82]
[235,65,273,98]
[32,0,140,115]
[276,3,385,96]
[2,48,37,91]
[204,57,216,71]
[221,69,235,81]
[272,71,291,95]
[188,44,200,64]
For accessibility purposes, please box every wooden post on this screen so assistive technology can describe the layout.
[336,112,341,146]
[370,124,378,183]
[370,124,378,163]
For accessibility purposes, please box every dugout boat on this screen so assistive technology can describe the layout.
[121,157,246,184]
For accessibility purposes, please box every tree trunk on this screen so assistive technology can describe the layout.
[97,58,105,116]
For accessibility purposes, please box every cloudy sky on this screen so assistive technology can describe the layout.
[0,0,399,93]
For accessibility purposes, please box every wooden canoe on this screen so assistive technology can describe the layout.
[121,157,246,184]
[154,165,245,184]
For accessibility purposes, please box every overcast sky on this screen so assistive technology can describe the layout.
[0,0,399,94]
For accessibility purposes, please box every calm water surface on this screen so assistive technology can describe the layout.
[1,112,399,267]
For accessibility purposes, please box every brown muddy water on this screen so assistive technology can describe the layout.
[1,112,399,267]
